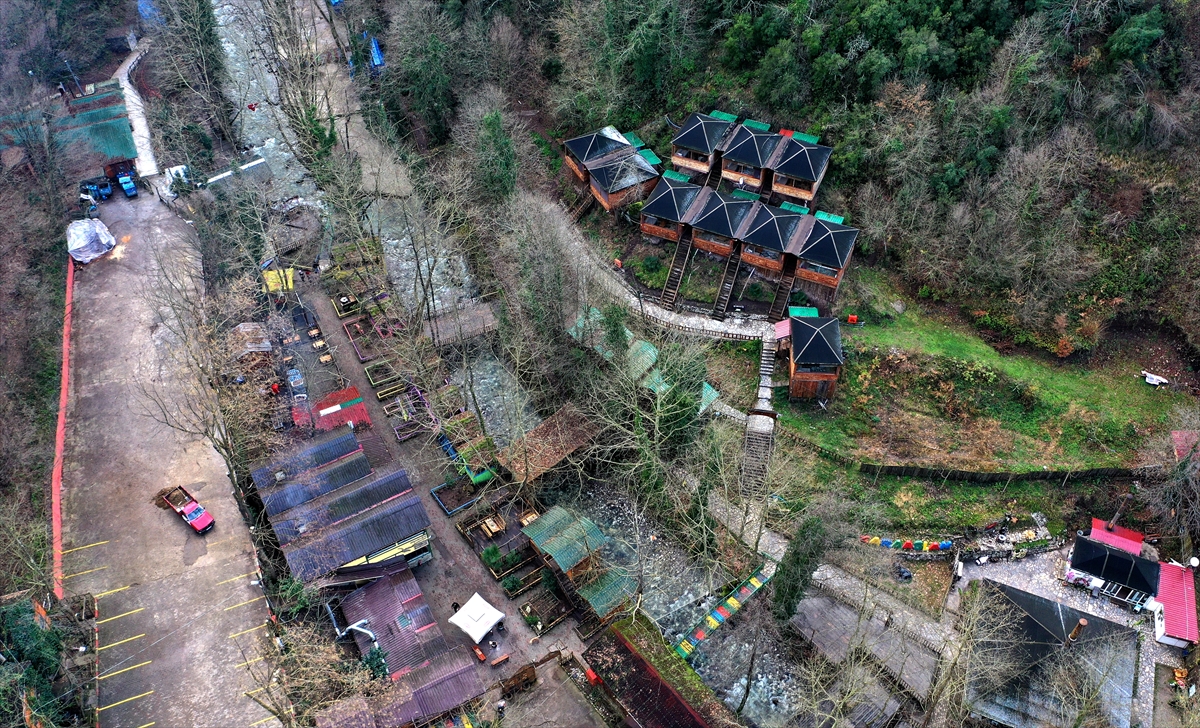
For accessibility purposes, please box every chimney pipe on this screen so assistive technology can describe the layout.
[1066,618,1087,646]
[1107,494,1133,532]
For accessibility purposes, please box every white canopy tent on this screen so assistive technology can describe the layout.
[448,592,505,644]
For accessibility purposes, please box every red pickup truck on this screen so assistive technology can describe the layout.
[161,486,215,535]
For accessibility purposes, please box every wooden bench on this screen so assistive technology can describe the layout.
[490,653,510,668]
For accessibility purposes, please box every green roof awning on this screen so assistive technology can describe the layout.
[742,119,771,132]
[578,568,637,619]
[699,382,719,413]
[663,169,691,182]
[794,132,820,144]
[814,210,845,224]
[638,148,662,165]
[709,110,738,123]
[788,306,820,318]
[730,189,760,201]
[623,131,645,149]
[779,202,809,215]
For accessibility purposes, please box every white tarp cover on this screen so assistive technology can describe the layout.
[448,592,504,644]
[66,219,117,263]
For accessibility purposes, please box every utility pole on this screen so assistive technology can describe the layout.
[63,60,84,97]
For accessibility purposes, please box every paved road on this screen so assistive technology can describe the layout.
[60,193,277,728]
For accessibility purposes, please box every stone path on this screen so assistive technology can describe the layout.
[113,44,158,178]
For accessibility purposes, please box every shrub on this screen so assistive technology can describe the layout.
[1107,8,1166,66]
[362,646,388,679]
[481,545,503,570]
[502,575,522,592]
[541,568,559,594]
[642,255,661,274]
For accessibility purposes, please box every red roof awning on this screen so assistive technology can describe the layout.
[1089,518,1144,555]
[312,386,372,431]
[1158,562,1199,644]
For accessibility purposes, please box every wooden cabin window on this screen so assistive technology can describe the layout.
[642,215,679,232]
[777,175,813,191]
[795,365,837,374]
[726,162,760,176]
[800,260,838,277]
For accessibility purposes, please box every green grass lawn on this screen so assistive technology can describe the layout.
[772,266,1191,472]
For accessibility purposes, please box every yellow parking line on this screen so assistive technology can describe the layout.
[64,566,109,579]
[97,690,154,712]
[98,634,145,651]
[62,540,111,555]
[217,571,257,585]
[136,723,156,728]
[95,585,132,598]
[225,596,266,611]
[230,623,268,639]
[249,715,279,727]
[97,608,145,625]
[235,656,265,669]
[99,660,152,680]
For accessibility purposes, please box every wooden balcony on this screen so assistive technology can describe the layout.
[794,266,841,288]
[742,249,784,272]
[721,167,764,190]
[640,217,681,242]
[671,151,710,175]
[771,180,815,202]
[693,234,733,257]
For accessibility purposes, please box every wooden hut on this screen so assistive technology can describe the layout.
[792,216,858,307]
[670,112,734,178]
[739,200,808,273]
[686,188,754,257]
[788,316,844,401]
[719,124,782,193]
[588,153,659,211]
[639,173,703,242]
[562,126,634,183]
[766,135,833,204]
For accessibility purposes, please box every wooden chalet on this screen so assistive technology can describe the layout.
[638,173,703,242]
[588,152,659,211]
[787,316,844,401]
[791,216,858,307]
[670,112,734,178]
[765,134,833,204]
[719,124,782,193]
[562,126,634,183]
[686,187,754,257]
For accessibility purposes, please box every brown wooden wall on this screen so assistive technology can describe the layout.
[788,370,840,400]
[693,235,734,257]
[671,148,711,175]
[592,178,658,211]
[564,153,587,182]
[742,248,784,272]
[640,218,682,242]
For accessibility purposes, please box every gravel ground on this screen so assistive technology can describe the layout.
[957,547,1184,727]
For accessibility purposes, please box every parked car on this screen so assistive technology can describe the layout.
[161,485,214,534]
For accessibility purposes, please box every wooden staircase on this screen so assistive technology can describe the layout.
[660,231,693,310]
[768,261,796,320]
[759,339,776,379]
[740,425,775,495]
[569,195,595,223]
[712,247,742,319]
[702,163,722,189]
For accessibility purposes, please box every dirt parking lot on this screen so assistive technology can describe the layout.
[60,193,276,728]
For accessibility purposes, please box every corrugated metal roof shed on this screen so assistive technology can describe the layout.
[1088,518,1144,555]
[340,562,446,679]
[578,567,636,619]
[0,80,136,164]
[314,696,376,728]
[373,648,485,725]
[250,428,361,489]
[271,468,413,545]
[259,451,373,516]
[521,505,606,572]
[283,492,431,582]
[1157,562,1198,644]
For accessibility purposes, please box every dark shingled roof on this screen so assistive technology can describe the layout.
[590,152,659,193]
[564,126,633,165]
[672,112,732,155]
[270,468,413,545]
[687,190,754,239]
[584,629,708,728]
[641,175,703,224]
[970,580,1137,728]
[721,125,781,168]
[1070,536,1160,595]
[282,491,431,582]
[791,317,844,367]
[250,428,360,489]
[741,203,806,253]
[795,217,858,269]
[340,562,446,680]
[259,452,374,516]
[769,136,833,182]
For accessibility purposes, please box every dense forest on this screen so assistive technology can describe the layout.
[358,0,1200,358]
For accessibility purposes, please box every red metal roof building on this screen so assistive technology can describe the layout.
[1154,562,1199,648]
[294,386,372,431]
[1088,518,1145,555]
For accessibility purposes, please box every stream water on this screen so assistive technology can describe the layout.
[449,350,540,450]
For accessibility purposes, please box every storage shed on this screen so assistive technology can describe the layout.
[788,316,844,401]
